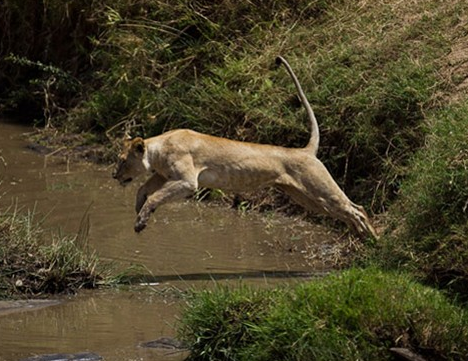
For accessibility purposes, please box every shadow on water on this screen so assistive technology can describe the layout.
[0,120,340,361]
[124,269,327,284]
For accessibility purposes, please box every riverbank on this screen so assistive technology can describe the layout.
[180,268,468,361]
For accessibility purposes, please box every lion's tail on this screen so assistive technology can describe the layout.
[276,56,319,156]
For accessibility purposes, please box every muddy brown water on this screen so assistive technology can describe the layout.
[0,120,339,360]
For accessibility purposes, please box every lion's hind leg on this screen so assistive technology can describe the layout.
[334,201,377,239]
[277,177,377,239]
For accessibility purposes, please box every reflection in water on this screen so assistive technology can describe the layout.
[0,120,337,360]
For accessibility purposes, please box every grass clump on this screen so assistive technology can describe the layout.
[180,268,468,361]
[0,209,109,298]
[180,286,279,360]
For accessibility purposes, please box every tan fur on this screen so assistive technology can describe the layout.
[113,57,377,238]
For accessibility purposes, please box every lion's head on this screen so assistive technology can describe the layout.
[112,137,146,186]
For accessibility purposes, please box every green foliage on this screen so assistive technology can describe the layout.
[5,55,80,92]
[66,0,333,134]
[180,268,468,361]
[3,55,81,125]
[303,49,437,207]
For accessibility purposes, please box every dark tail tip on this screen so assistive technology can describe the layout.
[275,56,283,67]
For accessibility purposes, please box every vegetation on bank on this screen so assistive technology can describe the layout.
[376,103,468,298]
[180,268,468,361]
[0,208,111,298]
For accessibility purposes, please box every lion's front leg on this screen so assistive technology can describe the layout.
[135,173,167,214]
[134,179,197,233]
[135,188,147,215]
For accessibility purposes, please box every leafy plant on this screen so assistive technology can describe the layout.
[4,54,81,126]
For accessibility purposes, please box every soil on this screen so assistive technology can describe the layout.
[28,128,114,164]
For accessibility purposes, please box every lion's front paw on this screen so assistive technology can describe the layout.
[134,215,148,233]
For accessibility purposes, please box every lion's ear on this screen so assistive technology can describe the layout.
[132,137,145,154]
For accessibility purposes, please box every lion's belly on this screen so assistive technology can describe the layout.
[197,167,278,191]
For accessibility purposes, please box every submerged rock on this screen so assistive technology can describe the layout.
[0,300,62,316]
[19,352,102,361]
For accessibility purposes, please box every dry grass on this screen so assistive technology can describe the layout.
[0,207,109,298]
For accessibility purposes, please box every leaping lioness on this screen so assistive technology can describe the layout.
[113,56,377,239]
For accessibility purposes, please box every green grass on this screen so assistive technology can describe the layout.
[180,285,278,360]
[0,208,111,298]
[180,268,468,361]
[373,103,468,296]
